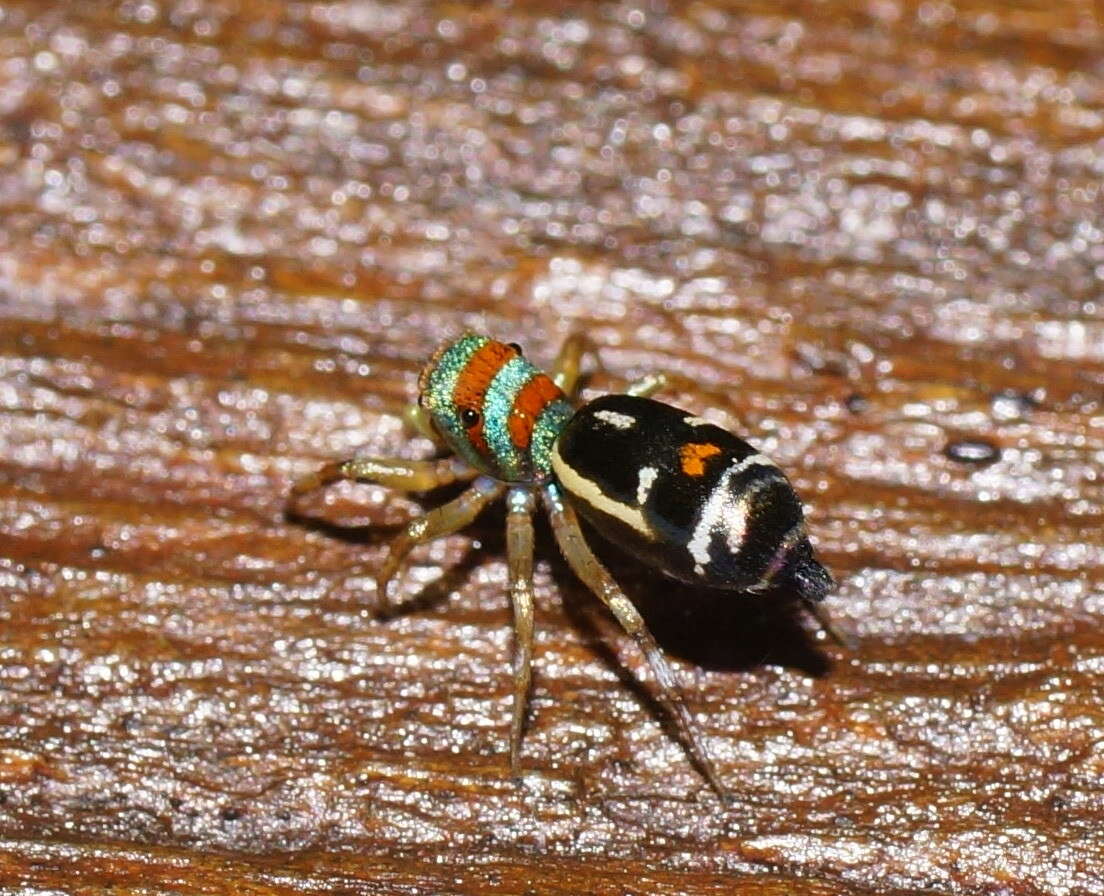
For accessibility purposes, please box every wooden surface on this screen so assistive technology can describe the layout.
[1,1,1103,893]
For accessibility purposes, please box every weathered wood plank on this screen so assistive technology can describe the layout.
[1,1,1102,893]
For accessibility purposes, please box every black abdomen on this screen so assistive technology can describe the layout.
[551,394,832,601]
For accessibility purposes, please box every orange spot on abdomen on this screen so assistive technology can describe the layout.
[679,442,722,476]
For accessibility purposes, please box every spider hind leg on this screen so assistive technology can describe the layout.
[505,487,537,772]
[542,483,732,801]
[550,332,670,402]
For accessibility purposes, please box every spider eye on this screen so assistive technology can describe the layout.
[460,407,481,427]
[507,342,523,355]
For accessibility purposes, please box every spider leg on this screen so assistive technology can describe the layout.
[289,456,479,612]
[542,483,731,802]
[505,487,536,772]
[550,332,592,397]
[804,598,856,650]
[552,334,669,401]
[289,455,474,499]
[625,372,668,398]
[376,476,505,607]
[403,401,448,449]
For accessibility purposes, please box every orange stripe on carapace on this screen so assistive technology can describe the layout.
[508,374,563,450]
[679,442,722,476]
[452,340,517,455]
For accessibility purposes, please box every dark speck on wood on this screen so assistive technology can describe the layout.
[943,438,1002,466]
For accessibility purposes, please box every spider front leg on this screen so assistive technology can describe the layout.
[542,483,731,801]
[290,455,474,498]
[375,475,505,609]
[505,487,536,772]
[289,456,485,611]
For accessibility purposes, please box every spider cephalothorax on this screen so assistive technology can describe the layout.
[417,333,573,482]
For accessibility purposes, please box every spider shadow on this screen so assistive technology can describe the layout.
[287,488,832,686]
[535,519,835,782]
[545,515,832,679]
[287,491,832,674]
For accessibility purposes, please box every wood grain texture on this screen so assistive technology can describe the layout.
[1,1,1103,893]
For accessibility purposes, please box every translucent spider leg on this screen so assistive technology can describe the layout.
[804,599,855,650]
[505,487,536,771]
[403,401,448,449]
[550,332,591,397]
[290,455,474,498]
[550,332,669,401]
[542,483,731,801]
[625,373,667,398]
[375,475,505,606]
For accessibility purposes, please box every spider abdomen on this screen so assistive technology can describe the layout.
[551,394,832,602]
